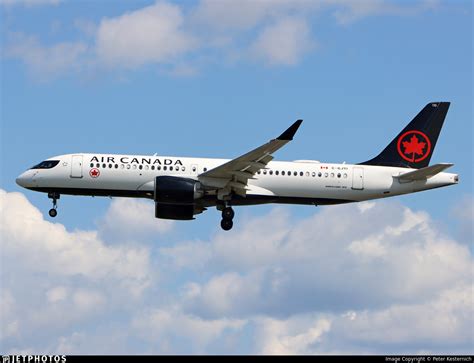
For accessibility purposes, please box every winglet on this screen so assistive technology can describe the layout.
[277,119,303,141]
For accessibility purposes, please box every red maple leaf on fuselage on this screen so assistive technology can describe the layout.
[402,135,426,161]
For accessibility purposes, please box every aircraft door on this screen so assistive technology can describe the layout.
[352,167,364,190]
[71,155,83,178]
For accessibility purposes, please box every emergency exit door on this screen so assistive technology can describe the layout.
[70,155,83,178]
[352,167,364,190]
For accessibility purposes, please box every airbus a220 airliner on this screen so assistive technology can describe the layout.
[16,102,458,231]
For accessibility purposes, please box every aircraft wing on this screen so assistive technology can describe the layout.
[198,120,303,197]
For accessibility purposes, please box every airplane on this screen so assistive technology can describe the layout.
[16,102,458,231]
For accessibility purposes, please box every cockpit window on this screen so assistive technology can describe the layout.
[30,160,60,169]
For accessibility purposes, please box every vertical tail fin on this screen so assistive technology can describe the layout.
[360,102,450,169]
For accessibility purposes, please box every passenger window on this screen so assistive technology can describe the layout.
[102,163,106,168]
[96,163,100,168]
[164,166,167,171]
[269,170,273,175]
[344,173,348,178]
[275,171,279,176]
[324,172,328,177]
[115,164,118,169]
[330,173,335,178]
[133,165,137,169]
[182,166,185,171]
[127,165,131,169]
[109,164,113,168]
[145,165,149,170]
[151,165,155,170]
[139,165,143,170]
[192,166,197,172]
[90,163,94,168]
[294,171,297,176]
[318,172,322,177]
[337,173,341,178]
[312,172,316,177]
[263,170,267,175]
[158,166,161,171]
[300,172,304,176]
[282,171,285,176]
[121,164,124,169]
[288,171,291,175]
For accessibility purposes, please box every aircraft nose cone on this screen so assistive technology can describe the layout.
[16,171,33,188]
[16,174,27,187]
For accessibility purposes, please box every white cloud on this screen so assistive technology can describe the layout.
[255,316,331,354]
[0,0,61,6]
[0,191,151,291]
[1,189,471,353]
[46,286,68,303]
[191,0,311,31]
[72,289,106,313]
[181,272,264,318]
[250,17,315,66]
[253,280,472,355]
[331,0,389,25]
[452,195,474,244]
[6,33,88,80]
[4,0,437,79]
[160,240,212,269]
[331,0,439,25]
[0,189,153,348]
[331,282,473,351]
[0,289,19,340]
[95,2,197,68]
[171,201,472,327]
[98,198,174,243]
[132,308,246,353]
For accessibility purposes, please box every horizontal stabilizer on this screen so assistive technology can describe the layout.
[396,163,453,181]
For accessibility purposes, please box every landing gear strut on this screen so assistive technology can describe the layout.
[48,192,60,218]
[220,206,235,231]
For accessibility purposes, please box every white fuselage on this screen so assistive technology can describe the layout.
[16,153,458,206]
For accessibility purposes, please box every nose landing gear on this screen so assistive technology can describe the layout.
[48,192,60,218]
[220,206,235,231]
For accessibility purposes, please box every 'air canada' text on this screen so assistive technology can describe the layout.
[90,156,183,166]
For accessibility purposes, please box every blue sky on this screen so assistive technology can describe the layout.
[1,0,472,354]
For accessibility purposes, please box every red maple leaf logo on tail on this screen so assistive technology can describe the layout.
[402,135,426,162]
[397,130,431,163]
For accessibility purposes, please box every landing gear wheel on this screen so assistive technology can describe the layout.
[222,207,235,220]
[47,192,60,218]
[221,219,233,231]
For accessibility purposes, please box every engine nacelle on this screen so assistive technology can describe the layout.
[154,176,203,204]
[155,203,195,220]
[154,176,204,220]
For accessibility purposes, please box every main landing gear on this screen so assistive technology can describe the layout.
[48,192,60,218]
[220,206,235,231]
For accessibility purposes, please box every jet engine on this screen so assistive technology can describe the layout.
[154,176,204,220]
